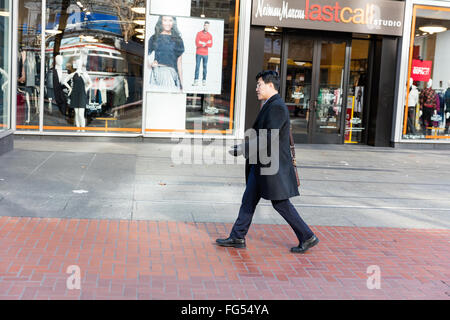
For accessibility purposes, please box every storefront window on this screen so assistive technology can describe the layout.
[346,39,370,144]
[403,5,450,140]
[263,30,282,72]
[285,38,313,141]
[16,0,41,131]
[14,0,241,137]
[0,0,10,131]
[43,0,143,133]
[144,0,239,135]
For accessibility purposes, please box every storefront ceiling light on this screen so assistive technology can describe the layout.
[79,35,98,42]
[136,34,145,39]
[268,57,280,64]
[0,11,9,17]
[131,7,146,15]
[418,25,447,34]
[77,1,83,8]
[135,28,145,33]
[133,20,146,26]
[46,29,62,35]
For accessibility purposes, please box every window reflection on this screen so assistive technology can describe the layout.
[345,39,369,144]
[17,0,41,130]
[404,7,450,140]
[43,0,144,133]
[15,0,239,135]
[0,0,10,131]
[184,0,239,133]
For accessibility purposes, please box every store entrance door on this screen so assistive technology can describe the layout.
[281,33,351,144]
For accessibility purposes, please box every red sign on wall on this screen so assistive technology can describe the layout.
[411,59,432,82]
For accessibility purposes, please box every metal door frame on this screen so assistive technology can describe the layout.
[281,30,352,144]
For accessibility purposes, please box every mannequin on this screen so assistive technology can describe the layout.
[64,59,92,132]
[407,78,419,134]
[419,78,437,135]
[445,80,450,134]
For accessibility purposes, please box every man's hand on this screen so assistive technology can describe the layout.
[229,144,243,157]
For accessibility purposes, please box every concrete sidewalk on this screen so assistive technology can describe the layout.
[1,137,449,301]
[1,137,449,229]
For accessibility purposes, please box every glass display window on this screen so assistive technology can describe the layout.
[0,0,11,131]
[403,5,450,140]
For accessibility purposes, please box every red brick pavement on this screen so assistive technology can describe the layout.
[0,217,449,300]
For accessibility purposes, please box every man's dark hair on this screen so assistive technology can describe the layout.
[256,70,280,91]
[204,21,210,25]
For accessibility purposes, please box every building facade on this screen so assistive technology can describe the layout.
[0,0,449,151]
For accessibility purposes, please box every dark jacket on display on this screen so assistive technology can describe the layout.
[50,68,69,114]
[69,73,87,109]
[445,88,450,113]
[243,93,299,201]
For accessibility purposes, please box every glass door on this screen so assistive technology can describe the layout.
[283,34,350,144]
[310,39,349,144]
[283,38,314,143]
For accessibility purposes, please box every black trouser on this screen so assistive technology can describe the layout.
[407,107,417,135]
[422,107,434,135]
[230,166,314,244]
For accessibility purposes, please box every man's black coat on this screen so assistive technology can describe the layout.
[243,93,299,201]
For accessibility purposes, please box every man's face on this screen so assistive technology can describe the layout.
[204,23,209,32]
[256,78,273,101]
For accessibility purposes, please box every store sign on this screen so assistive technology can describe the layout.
[252,0,405,36]
[411,59,432,82]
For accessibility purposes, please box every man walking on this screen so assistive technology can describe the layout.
[193,21,213,86]
[216,70,319,254]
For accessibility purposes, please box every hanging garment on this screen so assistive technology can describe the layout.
[0,73,4,117]
[52,67,69,116]
[69,73,87,109]
[25,51,36,87]
[45,68,55,100]
[445,88,450,113]
[113,80,127,107]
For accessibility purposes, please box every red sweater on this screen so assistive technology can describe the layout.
[195,31,213,56]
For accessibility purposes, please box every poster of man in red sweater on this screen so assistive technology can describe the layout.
[193,21,213,86]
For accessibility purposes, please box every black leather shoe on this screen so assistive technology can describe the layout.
[290,235,319,253]
[216,237,246,248]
